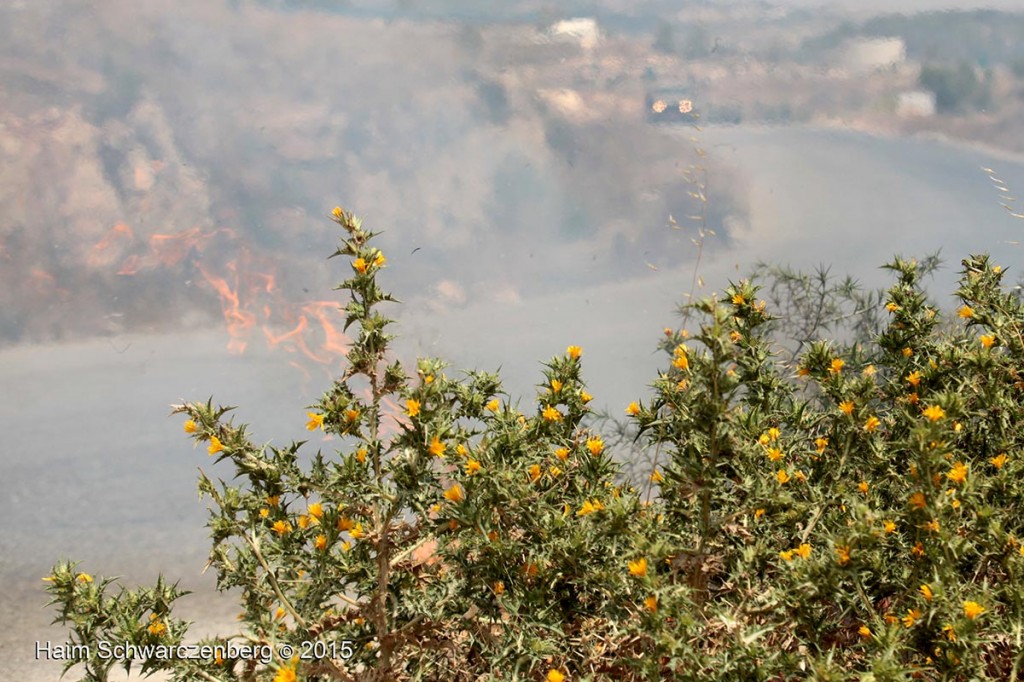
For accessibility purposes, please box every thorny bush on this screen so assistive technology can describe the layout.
[47,209,1024,681]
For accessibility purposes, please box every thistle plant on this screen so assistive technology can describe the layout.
[45,207,1024,680]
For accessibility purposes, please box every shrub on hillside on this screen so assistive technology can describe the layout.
[47,210,1024,680]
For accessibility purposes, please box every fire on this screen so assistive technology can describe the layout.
[199,262,257,354]
[301,302,350,361]
[148,227,209,268]
[87,220,357,377]
[116,254,140,276]
[87,223,134,268]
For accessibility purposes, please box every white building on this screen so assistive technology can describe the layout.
[548,18,600,50]
[840,37,906,74]
[896,90,937,118]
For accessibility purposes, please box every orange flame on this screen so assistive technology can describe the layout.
[116,254,141,276]
[87,223,134,268]
[199,263,257,354]
[148,227,209,268]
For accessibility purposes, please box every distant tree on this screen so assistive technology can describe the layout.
[653,20,675,55]
[919,62,989,113]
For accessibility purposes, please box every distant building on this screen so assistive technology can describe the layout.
[840,37,906,74]
[548,18,600,50]
[896,90,937,118]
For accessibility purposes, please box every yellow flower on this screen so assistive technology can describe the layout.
[259,508,270,519]
[429,436,446,457]
[306,412,324,431]
[337,516,354,531]
[907,392,920,405]
[443,485,464,503]
[922,405,945,422]
[963,601,985,620]
[990,453,1008,469]
[858,481,869,494]
[308,502,324,520]
[406,399,421,418]
[350,522,364,539]
[906,371,922,387]
[836,546,851,566]
[858,624,872,639]
[909,492,927,509]
[528,464,542,482]
[626,401,641,416]
[455,444,468,457]
[554,447,569,461]
[882,520,896,534]
[76,573,93,584]
[628,557,648,577]
[797,367,810,377]
[147,614,166,636]
[373,252,386,268]
[466,459,481,475]
[272,520,291,535]
[779,549,794,562]
[493,581,505,595]
[947,461,968,485]
[775,469,790,484]
[643,595,658,613]
[758,433,770,446]
[332,206,344,220]
[862,364,876,377]
[274,663,297,682]
[341,541,351,552]
[902,608,921,628]
[547,670,566,682]
[767,427,781,441]
[958,305,974,319]
[980,334,996,349]
[829,358,845,374]
[577,499,603,516]
[551,379,563,393]
[586,436,604,456]
[650,470,664,484]
[795,543,811,560]
[566,345,582,359]
[942,624,957,642]
[729,330,742,342]
[732,293,745,305]
[344,408,360,422]
[549,465,563,478]
[754,508,766,520]
[864,416,881,432]
[352,257,368,275]
[485,398,500,412]
[902,347,913,357]
[580,390,592,404]
[355,448,367,464]
[542,405,563,422]
[795,469,807,482]
[297,514,311,530]
[815,437,828,454]
[267,495,280,507]
[911,542,925,557]
[208,436,224,455]
[919,584,933,601]
[886,301,899,312]
[314,534,328,551]
[184,419,197,434]
[766,447,784,462]
[839,401,855,416]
